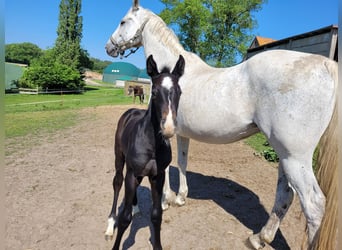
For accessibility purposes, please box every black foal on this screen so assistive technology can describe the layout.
[105,54,185,250]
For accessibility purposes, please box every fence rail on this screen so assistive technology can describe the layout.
[19,88,83,95]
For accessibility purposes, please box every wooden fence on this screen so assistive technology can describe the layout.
[19,88,83,94]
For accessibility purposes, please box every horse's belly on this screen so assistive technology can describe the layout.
[176,110,259,144]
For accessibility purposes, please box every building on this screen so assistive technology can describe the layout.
[5,62,26,92]
[102,61,150,87]
[245,25,338,61]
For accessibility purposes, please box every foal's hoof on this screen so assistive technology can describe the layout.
[249,233,266,249]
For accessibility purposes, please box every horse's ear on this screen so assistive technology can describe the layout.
[147,55,158,77]
[172,55,185,78]
[132,0,139,11]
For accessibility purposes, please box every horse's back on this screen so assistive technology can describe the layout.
[115,108,146,151]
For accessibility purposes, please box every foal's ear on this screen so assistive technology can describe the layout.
[172,55,185,78]
[132,0,139,11]
[146,55,159,77]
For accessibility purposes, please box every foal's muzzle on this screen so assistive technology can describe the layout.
[161,116,177,139]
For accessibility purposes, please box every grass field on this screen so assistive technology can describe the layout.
[5,86,133,138]
[5,85,282,163]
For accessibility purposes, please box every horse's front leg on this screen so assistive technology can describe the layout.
[149,171,165,250]
[113,169,138,250]
[175,135,190,206]
[162,166,174,210]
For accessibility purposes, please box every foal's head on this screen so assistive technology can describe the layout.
[146,54,185,139]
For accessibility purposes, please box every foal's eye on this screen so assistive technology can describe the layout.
[151,88,157,99]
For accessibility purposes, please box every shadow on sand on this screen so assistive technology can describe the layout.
[116,166,290,249]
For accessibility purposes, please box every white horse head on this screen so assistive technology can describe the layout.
[105,0,147,57]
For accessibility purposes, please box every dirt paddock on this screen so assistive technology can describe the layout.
[5,105,306,250]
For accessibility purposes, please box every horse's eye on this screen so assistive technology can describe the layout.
[151,88,157,98]
[120,21,125,26]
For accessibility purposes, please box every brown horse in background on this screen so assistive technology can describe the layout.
[128,85,144,104]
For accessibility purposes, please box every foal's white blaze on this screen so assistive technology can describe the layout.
[161,76,173,90]
[161,76,176,137]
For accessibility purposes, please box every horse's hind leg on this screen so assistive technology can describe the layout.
[282,156,325,246]
[249,161,295,248]
[113,169,139,250]
[250,154,325,249]
[105,152,125,240]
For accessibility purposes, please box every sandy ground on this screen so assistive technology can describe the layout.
[5,105,306,250]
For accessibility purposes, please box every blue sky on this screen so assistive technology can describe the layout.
[5,0,338,69]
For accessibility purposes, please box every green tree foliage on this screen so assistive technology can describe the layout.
[90,58,112,73]
[5,42,43,65]
[55,0,83,70]
[20,63,82,90]
[19,48,84,90]
[19,0,86,91]
[159,0,266,66]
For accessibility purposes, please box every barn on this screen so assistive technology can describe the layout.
[5,62,26,93]
[245,25,338,61]
[102,61,146,87]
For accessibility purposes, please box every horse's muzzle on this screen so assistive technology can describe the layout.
[161,118,177,139]
[105,40,120,58]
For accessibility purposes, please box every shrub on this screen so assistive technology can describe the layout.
[19,63,84,90]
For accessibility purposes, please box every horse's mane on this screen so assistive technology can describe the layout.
[144,10,185,55]
[142,8,213,70]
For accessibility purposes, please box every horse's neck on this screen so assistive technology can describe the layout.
[142,12,207,71]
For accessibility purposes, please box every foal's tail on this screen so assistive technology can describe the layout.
[310,60,338,250]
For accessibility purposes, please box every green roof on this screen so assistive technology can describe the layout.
[103,62,140,77]
[138,69,149,79]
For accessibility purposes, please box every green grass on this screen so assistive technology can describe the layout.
[5,86,132,113]
[245,132,318,170]
[5,86,132,138]
[244,133,279,162]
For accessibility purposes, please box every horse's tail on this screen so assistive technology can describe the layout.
[310,59,338,250]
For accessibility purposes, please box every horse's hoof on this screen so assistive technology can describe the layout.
[249,234,266,250]
[174,195,186,206]
[162,201,170,210]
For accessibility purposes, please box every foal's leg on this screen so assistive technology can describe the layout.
[149,171,165,250]
[175,135,190,206]
[249,161,295,249]
[113,169,139,250]
[105,152,125,240]
[132,176,143,216]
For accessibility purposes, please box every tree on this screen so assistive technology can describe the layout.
[19,48,84,90]
[159,0,266,66]
[5,42,43,65]
[55,0,83,70]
